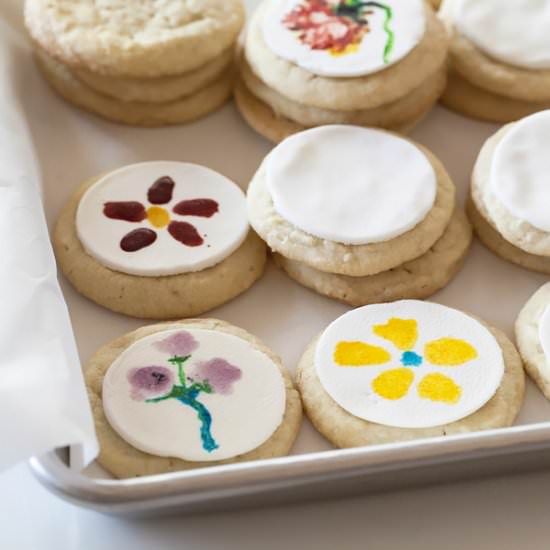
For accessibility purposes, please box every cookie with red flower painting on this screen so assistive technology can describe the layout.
[234,0,449,143]
[85,319,302,477]
[53,161,266,319]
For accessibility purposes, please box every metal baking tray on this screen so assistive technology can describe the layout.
[18,0,550,516]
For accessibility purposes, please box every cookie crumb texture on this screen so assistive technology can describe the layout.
[25,0,245,77]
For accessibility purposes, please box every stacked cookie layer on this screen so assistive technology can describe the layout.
[236,0,449,143]
[25,0,245,126]
[469,111,550,274]
[248,126,471,305]
[440,0,550,122]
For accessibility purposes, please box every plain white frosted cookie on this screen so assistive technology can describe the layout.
[247,130,455,277]
[25,0,245,77]
[472,116,550,256]
[515,283,550,400]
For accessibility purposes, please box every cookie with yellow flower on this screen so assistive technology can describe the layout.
[440,0,550,122]
[297,301,525,446]
[54,161,266,319]
[235,0,448,142]
[248,125,471,305]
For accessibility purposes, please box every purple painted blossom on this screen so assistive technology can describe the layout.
[154,331,199,357]
[128,366,174,401]
[190,358,242,395]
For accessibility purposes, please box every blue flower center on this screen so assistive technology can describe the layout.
[401,351,423,367]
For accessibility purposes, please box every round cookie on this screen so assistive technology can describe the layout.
[515,283,550,400]
[54,162,266,319]
[441,70,550,124]
[470,112,550,262]
[73,48,234,104]
[85,319,303,477]
[37,50,233,127]
[297,301,525,447]
[247,126,455,277]
[25,0,245,78]
[236,54,446,141]
[466,198,550,275]
[275,209,471,306]
[440,0,550,121]
[244,0,448,112]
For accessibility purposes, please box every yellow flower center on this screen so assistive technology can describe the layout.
[147,206,170,228]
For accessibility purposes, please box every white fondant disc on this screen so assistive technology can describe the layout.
[76,162,249,276]
[265,126,437,244]
[315,300,504,429]
[261,0,426,78]
[103,328,287,462]
[490,111,550,232]
[448,0,550,70]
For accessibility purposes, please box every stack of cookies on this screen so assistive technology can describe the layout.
[468,110,550,275]
[247,125,472,305]
[24,0,244,126]
[235,0,448,143]
[440,0,550,122]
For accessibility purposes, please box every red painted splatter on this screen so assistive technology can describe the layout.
[168,221,204,247]
[104,201,146,222]
[148,176,175,205]
[173,198,219,218]
[120,228,157,251]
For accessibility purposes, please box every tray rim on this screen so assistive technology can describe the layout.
[29,419,550,515]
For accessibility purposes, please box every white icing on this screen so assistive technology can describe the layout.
[315,300,504,429]
[447,0,550,70]
[490,111,550,232]
[76,162,249,277]
[538,304,550,375]
[265,126,437,245]
[261,0,425,78]
[103,328,287,462]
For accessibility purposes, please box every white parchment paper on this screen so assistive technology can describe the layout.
[0,12,98,472]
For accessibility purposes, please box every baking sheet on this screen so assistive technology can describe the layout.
[16,0,550,483]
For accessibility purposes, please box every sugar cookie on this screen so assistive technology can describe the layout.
[297,301,524,446]
[54,162,266,319]
[86,319,302,477]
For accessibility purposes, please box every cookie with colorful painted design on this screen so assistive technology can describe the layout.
[54,162,266,319]
[440,0,550,122]
[236,0,448,140]
[85,319,302,477]
[247,126,465,304]
[297,301,525,447]
[469,111,550,273]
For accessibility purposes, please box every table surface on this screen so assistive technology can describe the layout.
[2,462,550,549]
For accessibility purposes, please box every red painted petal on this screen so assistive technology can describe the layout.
[148,176,175,205]
[120,228,157,252]
[173,198,219,217]
[168,221,204,247]
[104,201,146,222]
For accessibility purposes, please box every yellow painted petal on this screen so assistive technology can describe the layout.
[373,318,418,351]
[334,341,391,367]
[147,206,170,228]
[372,368,414,400]
[417,373,462,404]
[424,338,478,366]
